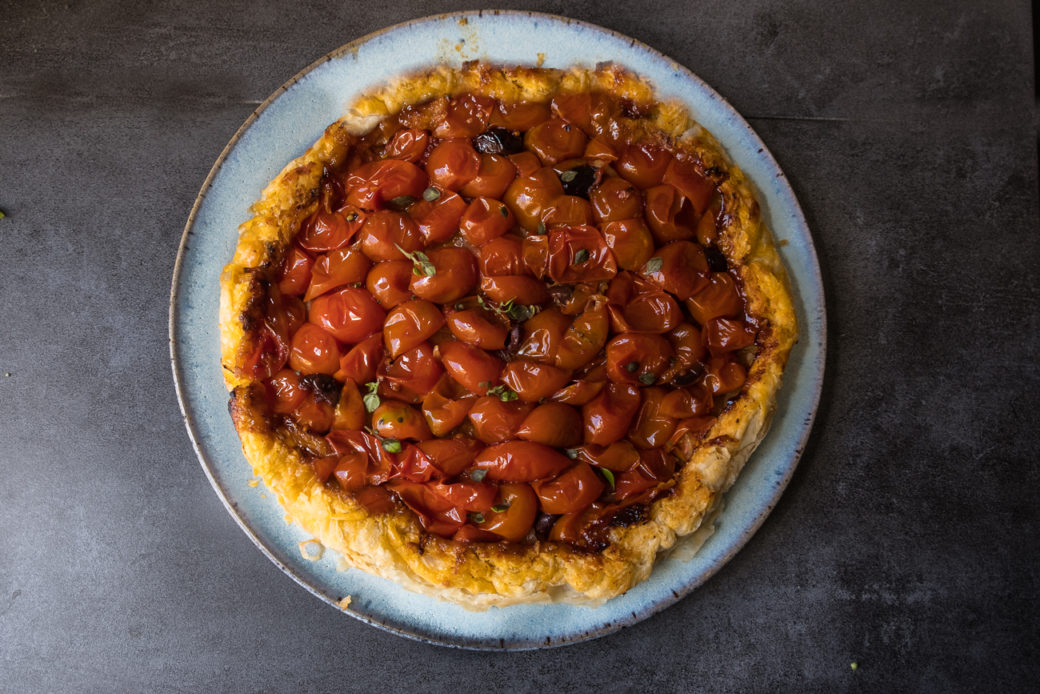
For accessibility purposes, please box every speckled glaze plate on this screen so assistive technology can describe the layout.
[170,11,825,650]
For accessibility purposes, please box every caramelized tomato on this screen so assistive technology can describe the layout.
[308,287,386,344]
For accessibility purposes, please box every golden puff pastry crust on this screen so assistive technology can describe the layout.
[219,62,797,609]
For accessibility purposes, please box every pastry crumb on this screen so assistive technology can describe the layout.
[299,539,325,561]
[339,595,352,609]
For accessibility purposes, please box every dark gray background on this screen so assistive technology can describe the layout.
[1,1,1037,691]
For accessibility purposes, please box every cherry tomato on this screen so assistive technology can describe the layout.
[308,287,385,344]
[575,440,641,472]
[644,184,699,243]
[304,247,370,301]
[551,91,616,136]
[446,308,508,350]
[515,402,583,448]
[472,441,573,482]
[277,245,313,296]
[373,400,432,441]
[332,452,368,491]
[408,188,468,244]
[602,218,654,271]
[479,483,538,541]
[504,168,565,230]
[668,416,716,459]
[550,379,606,406]
[383,300,445,358]
[703,356,747,395]
[501,359,572,403]
[365,260,413,309]
[409,247,478,303]
[359,210,423,262]
[439,340,504,395]
[332,380,366,431]
[686,272,742,325]
[477,234,524,276]
[660,385,713,418]
[312,455,339,484]
[696,205,718,247]
[629,387,677,449]
[434,93,496,138]
[354,486,397,514]
[549,509,595,544]
[543,195,594,226]
[590,176,644,223]
[283,295,306,336]
[621,291,682,333]
[584,137,619,162]
[467,395,533,444]
[384,341,444,401]
[421,375,475,436]
[459,197,515,246]
[556,297,609,370]
[546,225,617,284]
[662,157,714,216]
[517,307,571,362]
[490,100,551,131]
[507,151,542,177]
[667,323,707,370]
[426,138,481,191]
[461,153,517,199]
[297,210,363,252]
[292,394,335,433]
[642,241,710,300]
[616,143,672,189]
[334,333,383,385]
[345,159,428,210]
[383,128,429,163]
[418,437,484,477]
[288,323,341,375]
[532,462,605,514]
[605,333,674,385]
[480,274,550,305]
[266,369,306,414]
[705,317,757,355]
[582,381,642,446]
[613,467,659,501]
[524,118,587,164]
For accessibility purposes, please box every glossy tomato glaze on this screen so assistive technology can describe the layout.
[246,90,758,550]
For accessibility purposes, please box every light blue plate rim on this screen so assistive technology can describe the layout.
[169,10,826,650]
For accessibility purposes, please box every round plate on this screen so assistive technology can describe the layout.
[170,10,825,650]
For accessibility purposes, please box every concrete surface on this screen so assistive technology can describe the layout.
[1,0,1037,691]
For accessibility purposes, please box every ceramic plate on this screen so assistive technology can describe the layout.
[170,10,825,650]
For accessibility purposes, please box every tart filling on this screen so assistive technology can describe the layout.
[220,63,797,607]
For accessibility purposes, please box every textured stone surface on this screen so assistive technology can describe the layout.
[1,1,1036,691]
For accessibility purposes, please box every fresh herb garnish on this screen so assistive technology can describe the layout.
[381,438,402,453]
[499,205,509,218]
[479,295,538,322]
[599,467,616,489]
[564,448,579,460]
[536,221,546,235]
[469,512,486,524]
[395,244,436,277]
[487,384,519,402]
[344,211,359,222]
[470,469,488,482]
[560,169,577,183]
[363,382,381,413]
[490,503,510,513]
[388,195,416,211]
[422,186,441,202]
[638,372,656,385]
[625,361,639,373]
[644,256,663,274]
[573,248,590,264]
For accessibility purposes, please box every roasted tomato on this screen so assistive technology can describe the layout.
[288,323,341,375]
[297,210,363,252]
[308,287,386,344]
[575,440,641,472]
[434,93,496,138]
[305,247,371,301]
[616,143,672,189]
[467,395,532,444]
[620,290,682,334]
[334,333,383,385]
[383,300,445,358]
[472,441,573,482]
[515,402,583,448]
[500,359,572,403]
[628,387,677,449]
[590,176,644,223]
[478,483,538,541]
[383,128,429,163]
[642,241,710,300]
[459,197,515,246]
[490,100,551,131]
[479,275,549,305]
[703,356,747,395]
[332,380,367,431]
[605,333,674,385]
[345,159,428,210]
[546,226,618,284]
[601,218,655,271]
[365,260,413,309]
[372,400,432,441]
[532,462,605,514]
[266,369,306,414]
[517,307,572,362]
[446,308,509,350]
[461,153,517,199]
[426,138,481,191]
[524,118,587,164]
[418,437,484,477]
[582,381,642,445]
[409,247,478,303]
[409,188,468,244]
[440,341,505,395]
[555,297,609,370]
[644,184,699,243]
[359,210,424,262]
[686,272,742,325]
[277,245,314,296]
[504,167,565,230]
[421,374,474,437]
[705,317,757,355]
[384,341,444,400]
[662,157,714,215]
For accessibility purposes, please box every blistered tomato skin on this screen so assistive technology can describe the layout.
[254,88,761,548]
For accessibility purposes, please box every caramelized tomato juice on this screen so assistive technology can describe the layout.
[250,90,758,550]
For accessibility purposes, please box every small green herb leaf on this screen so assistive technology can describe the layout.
[573,248,590,264]
[644,256,663,274]
[499,205,509,218]
[487,384,519,402]
[395,244,436,277]
[625,361,639,373]
[564,448,579,460]
[363,382,381,413]
[490,503,510,513]
[388,195,416,211]
[470,469,488,482]
[382,438,402,453]
[344,211,359,222]
[560,169,578,182]
[469,512,486,524]
[506,303,538,322]
[599,467,616,489]
[536,221,546,235]
[422,186,441,202]
[638,372,656,385]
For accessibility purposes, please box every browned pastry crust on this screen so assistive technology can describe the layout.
[218,63,798,609]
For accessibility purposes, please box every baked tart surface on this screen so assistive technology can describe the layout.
[219,63,797,609]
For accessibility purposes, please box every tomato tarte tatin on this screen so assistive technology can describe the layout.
[219,63,797,608]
